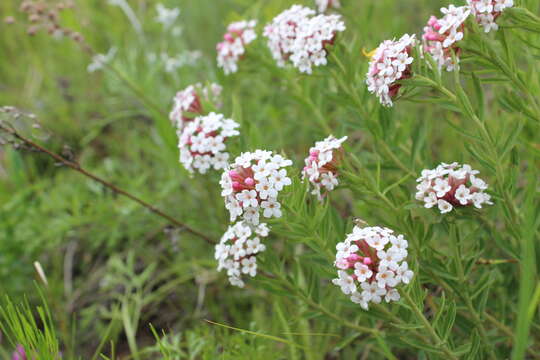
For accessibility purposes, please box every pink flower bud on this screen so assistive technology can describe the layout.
[244,177,255,186]
[363,257,372,265]
[232,181,243,191]
[346,254,362,263]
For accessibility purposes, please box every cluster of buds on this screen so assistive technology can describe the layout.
[220,150,293,225]
[169,83,222,130]
[178,112,240,174]
[302,135,347,201]
[366,34,416,107]
[333,226,413,310]
[263,5,346,74]
[315,0,341,13]
[215,222,269,287]
[217,20,257,75]
[467,0,514,33]
[416,162,493,214]
[422,5,471,71]
[18,1,91,50]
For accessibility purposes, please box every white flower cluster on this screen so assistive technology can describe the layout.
[87,47,117,73]
[422,5,471,71]
[467,0,514,33]
[366,34,416,107]
[416,162,493,214]
[178,112,240,174]
[220,150,293,225]
[333,226,413,310]
[215,221,269,288]
[315,0,341,13]
[217,20,257,75]
[155,3,180,29]
[302,135,347,201]
[263,5,346,74]
[169,83,222,129]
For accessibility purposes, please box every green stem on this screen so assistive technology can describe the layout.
[401,291,459,360]
[451,226,497,360]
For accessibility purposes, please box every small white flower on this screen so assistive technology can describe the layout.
[377,250,399,270]
[270,169,292,191]
[261,199,282,218]
[438,199,453,214]
[354,263,373,282]
[332,270,357,295]
[385,288,401,302]
[366,234,389,251]
[395,262,414,284]
[361,282,386,303]
[455,184,471,205]
[237,190,259,208]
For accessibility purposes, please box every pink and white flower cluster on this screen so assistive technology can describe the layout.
[263,5,345,74]
[217,20,257,75]
[315,0,341,13]
[422,5,471,71]
[178,112,240,174]
[215,221,269,287]
[220,150,293,225]
[302,135,347,201]
[416,162,493,214]
[366,34,416,107]
[467,0,514,33]
[169,83,222,129]
[333,226,413,310]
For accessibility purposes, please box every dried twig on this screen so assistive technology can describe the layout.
[0,122,214,244]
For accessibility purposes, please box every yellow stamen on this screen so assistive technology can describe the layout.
[362,47,378,59]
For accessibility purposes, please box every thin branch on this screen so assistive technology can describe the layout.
[0,124,214,244]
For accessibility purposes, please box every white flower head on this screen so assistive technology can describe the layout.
[217,20,257,75]
[169,83,223,129]
[178,112,239,174]
[467,0,513,32]
[302,135,347,201]
[215,221,270,287]
[421,6,470,71]
[333,226,413,310]
[221,150,292,225]
[155,3,180,29]
[416,162,493,214]
[263,5,345,74]
[366,34,416,106]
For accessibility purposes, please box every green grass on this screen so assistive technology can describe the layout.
[0,0,539,358]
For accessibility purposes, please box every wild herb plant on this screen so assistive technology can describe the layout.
[0,0,539,359]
